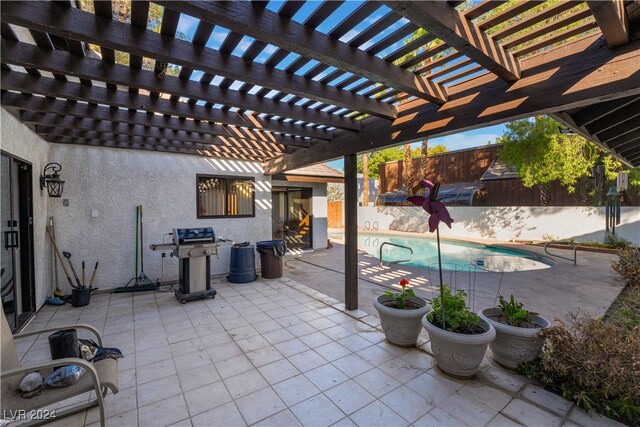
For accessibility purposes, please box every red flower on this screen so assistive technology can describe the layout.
[399,278,409,288]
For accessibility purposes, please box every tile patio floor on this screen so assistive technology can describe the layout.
[14,277,622,427]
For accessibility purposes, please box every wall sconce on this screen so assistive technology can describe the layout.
[40,163,65,197]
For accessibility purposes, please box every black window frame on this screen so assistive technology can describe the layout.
[196,174,256,219]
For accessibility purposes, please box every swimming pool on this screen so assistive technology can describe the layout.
[328,232,553,272]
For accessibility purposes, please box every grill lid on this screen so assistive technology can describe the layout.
[174,227,215,245]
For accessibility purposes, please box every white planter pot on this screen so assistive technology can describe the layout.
[479,307,551,370]
[373,295,430,347]
[422,313,495,378]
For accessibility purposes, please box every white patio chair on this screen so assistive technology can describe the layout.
[1,310,119,427]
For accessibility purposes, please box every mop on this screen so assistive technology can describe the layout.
[114,205,157,293]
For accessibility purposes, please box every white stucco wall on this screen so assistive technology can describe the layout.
[358,206,640,245]
[271,180,328,250]
[1,108,51,308]
[46,145,271,292]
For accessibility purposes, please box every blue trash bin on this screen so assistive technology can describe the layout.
[256,240,286,279]
[228,243,256,283]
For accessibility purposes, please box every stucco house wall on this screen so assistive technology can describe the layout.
[46,145,272,292]
[2,107,276,301]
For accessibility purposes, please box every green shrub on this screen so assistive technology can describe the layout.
[519,313,640,424]
[612,247,640,287]
[605,232,632,249]
[427,285,483,334]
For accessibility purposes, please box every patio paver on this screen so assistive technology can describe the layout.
[13,276,624,427]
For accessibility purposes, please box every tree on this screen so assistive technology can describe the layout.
[362,153,369,206]
[356,147,405,179]
[403,144,413,193]
[497,116,621,205]
[420,140,429,180]
[411,144,448,158]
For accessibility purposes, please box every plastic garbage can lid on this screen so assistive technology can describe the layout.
[256,240,285,248]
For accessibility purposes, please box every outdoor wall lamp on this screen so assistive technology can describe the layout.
[40,163,65,197]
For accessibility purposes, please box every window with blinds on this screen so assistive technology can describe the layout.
[197,175,255,218]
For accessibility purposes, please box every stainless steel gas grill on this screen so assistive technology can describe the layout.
[150,227,228,303]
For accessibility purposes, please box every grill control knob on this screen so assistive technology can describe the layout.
[188,250,193,256]
[204,249,211,255]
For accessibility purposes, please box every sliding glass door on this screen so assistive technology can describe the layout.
[272,187,312,250]
[1,153,36,332]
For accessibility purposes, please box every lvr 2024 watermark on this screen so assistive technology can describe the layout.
[2,409,56,421]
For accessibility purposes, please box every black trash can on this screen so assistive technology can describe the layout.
[48,329,80,364]
[228,243,256,283]
[71,288,92,307]
[256,240,286,279]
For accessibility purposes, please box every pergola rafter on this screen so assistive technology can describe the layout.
[0,0,637,167]
[384,1,521,82]
[265,33,640,173]
[0,1,392,120]
[158,1,448,105]
[0,92,326,145]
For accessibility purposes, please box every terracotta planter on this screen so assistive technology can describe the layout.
[373,295,430,347]
[479,307,551,370]
[422,313,495,378]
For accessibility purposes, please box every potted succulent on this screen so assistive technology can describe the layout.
[479,294,551,370]
[408,180,495,378]
[373,278,430,347]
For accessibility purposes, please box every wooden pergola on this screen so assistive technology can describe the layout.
[2,0,639,308]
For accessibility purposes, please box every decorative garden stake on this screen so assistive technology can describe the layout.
[407,180,453,328]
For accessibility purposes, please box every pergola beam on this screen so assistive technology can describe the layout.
[0,91,325,144]
[0,40,349,133]
[265,35,640,173]
[19,112,294,154]
[587,0,630,48]
[43,135,268,162]
[0,1,393,120]
[158,1,447,105]
[384,1,521,82]
[0,73,317,147]
[36,127,279,159]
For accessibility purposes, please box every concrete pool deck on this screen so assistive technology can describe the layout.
[285,236,625,320]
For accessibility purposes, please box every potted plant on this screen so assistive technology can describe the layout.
[373,278,430,347]
[479,294,551,370]
[422,286,495,378]
[408,180,495,378]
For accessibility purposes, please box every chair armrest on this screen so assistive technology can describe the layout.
[1,358,102,396]
[14,324,104,346]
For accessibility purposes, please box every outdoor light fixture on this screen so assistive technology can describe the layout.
[40,163,65,197]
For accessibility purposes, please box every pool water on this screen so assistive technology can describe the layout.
[328,232,553,272]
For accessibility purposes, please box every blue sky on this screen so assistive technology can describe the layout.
[324,123,507,171]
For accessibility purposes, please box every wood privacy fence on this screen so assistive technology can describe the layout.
[328,201,343,228]
[378,145,640,207]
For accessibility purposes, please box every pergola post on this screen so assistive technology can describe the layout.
[344,153,358,310]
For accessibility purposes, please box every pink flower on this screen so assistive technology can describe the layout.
[407,180,454,233]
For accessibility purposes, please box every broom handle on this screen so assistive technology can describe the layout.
[89,262,99,288]
[135,205,139,278]
[45,226,78,289]
[140,205,144,273]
